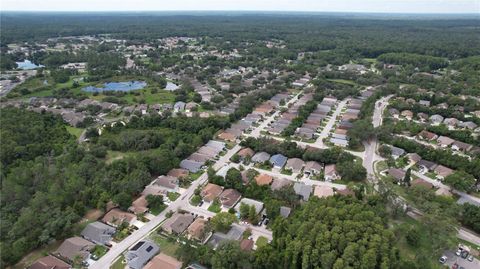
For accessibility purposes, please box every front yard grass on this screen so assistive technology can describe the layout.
[167,192,181,202]
[208,199,222,213]
[149,233,180,257]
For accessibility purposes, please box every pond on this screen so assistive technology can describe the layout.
[16,60,44,70]
[82,81,147,92]
[165,81,180,91]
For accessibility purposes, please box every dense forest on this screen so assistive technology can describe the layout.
[0,109,229,266]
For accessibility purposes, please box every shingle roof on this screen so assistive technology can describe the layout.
[269,154,288,168]
[80,221,116,245]
[293,183,312,201]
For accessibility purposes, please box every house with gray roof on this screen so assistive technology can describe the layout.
[251,152,271,163]
[293,183,312,201]
[174,101,186,112]
[285,158,305,173]
[279,206,291,218]
[126,240,160,269]
[429,114,444,125]
[161,213,195,235]
[80,221,116,245]
[180,159,203,173]
[234,198,264,215]
[269,154,288,169]
[389,145,405,159]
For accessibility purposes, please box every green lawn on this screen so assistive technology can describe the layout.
[208,199,222,213]
[150,204,167,216]
[256,236,269,248]
[91,245,108,260]
[167,192,181,202]
[110,257,126,269]
[327,79,358,86]
[149,234,180,257]
[66,126,84,138]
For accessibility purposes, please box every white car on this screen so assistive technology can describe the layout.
[455,249,462,256]
[439,256,447,264]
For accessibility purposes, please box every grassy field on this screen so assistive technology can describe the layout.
[327,79,358,86]
[110,256,126,269]
[149,234,181,257]
[66,126,85,138]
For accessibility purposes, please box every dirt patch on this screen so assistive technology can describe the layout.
[84,209,104,221]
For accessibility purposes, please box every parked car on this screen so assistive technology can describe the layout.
[455,249,462,256]
[452,263,458,269]
[439,256,447,264]
[461,250,469,259]
[467,255,474,262]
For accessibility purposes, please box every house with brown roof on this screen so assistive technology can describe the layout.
[285,158,305,173]
[218,131,237,142]
[324,164,340,181]
[304,161,323,176]
[162,213,195,235]
[54,237,94,263]
[270,177,291,191]
[102,208,137,227]
[452,141,473,152]
[144,253,183,269]
[167,168,189,179]
[313,185,334,198]
[240,239,254,251]
[437,136,455,148]
[387,168,406,182]
[129,195,149,215]
[335,188,355,197]
[417,130,438,141]
[187,218,208,241]
[255,174,273,186]
[434,165,454,179]
[406,153,422,164]
[29,255,71,269]
[201,183,223,203]
[237,148,255,160]
[219,189,242,208]
[400,110,413,120]
[411,178,434,189]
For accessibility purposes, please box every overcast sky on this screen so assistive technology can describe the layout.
[2,0,479,14]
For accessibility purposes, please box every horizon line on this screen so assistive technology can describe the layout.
[1,10,479,15]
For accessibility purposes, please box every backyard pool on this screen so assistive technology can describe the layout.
[82,81,147,92]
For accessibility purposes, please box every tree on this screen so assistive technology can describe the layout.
[211,241,251,269]
[404,168,411,186]
[444,171,476,192]
[113,192,131,210]
[239,203,250,220]
[225,168,243,191]
[210,212,237,233]
[405,227,421,247]
[146,194,164,209]
[248,205,258,223]
[337,161,367,181]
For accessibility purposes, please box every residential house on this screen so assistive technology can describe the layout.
[324,164,340,181]
[54,237,95,263]
[144,253,183,269]
[255,174,273,186]
[161,213,195,235]
[459,121,478,130]
[452,140,473,152]
[293,183,312,201]
[304,161,323,175]
[240,239,255,251]
[269,154,288,169]
[219,189,242,208]
[80,221,116,245]
[126,240,160,269]
[417,112,429,122]
[285,158,304,173]
[187,218,208,241]
[388,108,399,118]
[153,175,179,192]
[389,146,405,159]
[430,114,444,125]
[167,168,189,179]
[234,198,264,215]
[201,183,223,203]
[313,185,335,198]
[418,159,438,173]
[417,130,438,141]
[387,168,406,182]
[101,209,136,227]
[218,131,237,142]
[129,195,149,215]
[180,159,203,173]
[174,101,186,112]
[411,178,434,189]
[406,153,422,164]
[434,165,454,180]
[419,100,430,107]
[270,177,291,191]
[400,110,413,120]
[29,255,71,269]
[330,138,348,147]
[437,136,455,148]
[237,148,255,161]
[251,152,271,163]
[444,118,459,128]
